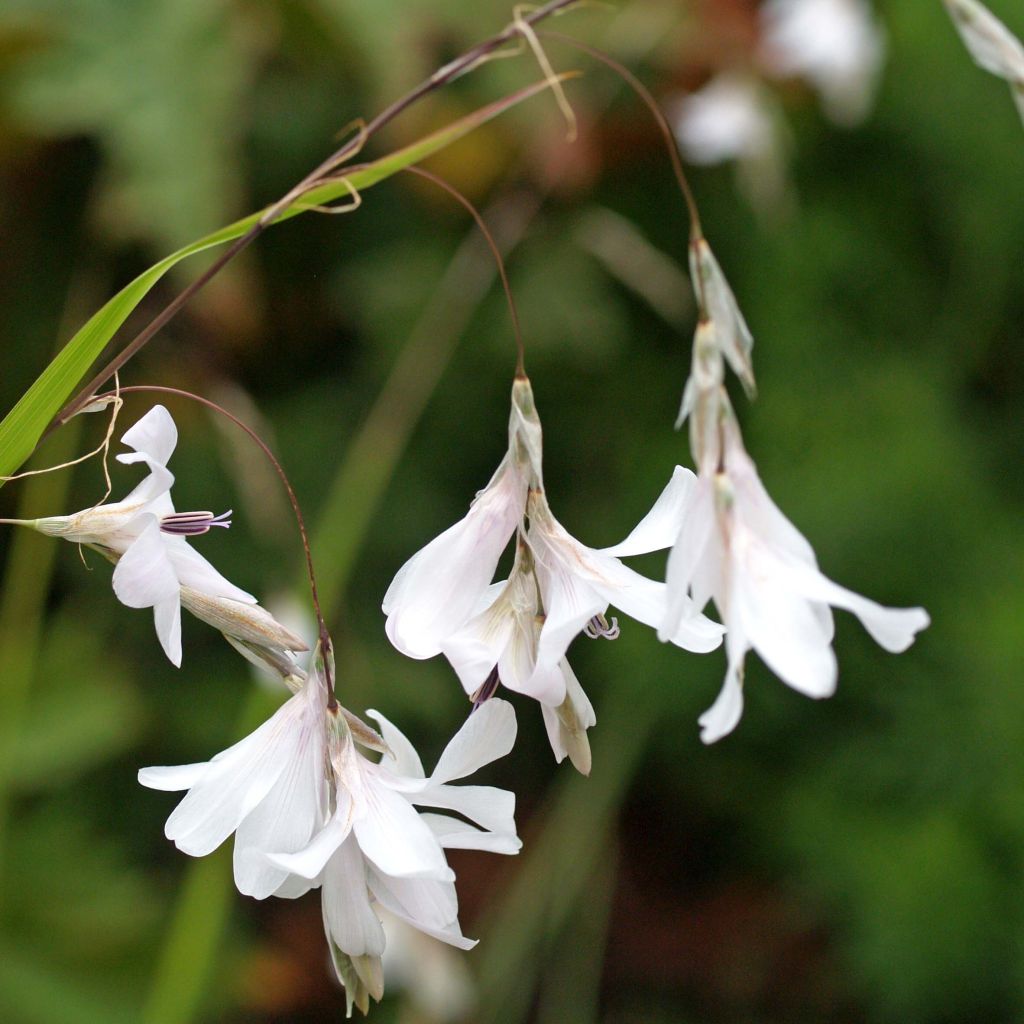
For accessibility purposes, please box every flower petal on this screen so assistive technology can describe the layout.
[420,813,522,854]
[601,466,696,557]
[120,405,178,466]
[322,835,386,957]
[383,459,525,658]
[137,762,208,791]
[699,658,745,744]
[412,783,517,837]
[365,711,425,780]
[367,868,476,951]
[266,794,354,881]
[165,537,256,604]
[429,699,517,785]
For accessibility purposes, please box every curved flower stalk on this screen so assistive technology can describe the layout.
[139,645,521,1015]
[13,405,257,666]
[944,0,1024,125]
[384,375,725,771]
[609,408,930,744]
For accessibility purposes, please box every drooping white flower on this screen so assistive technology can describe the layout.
[29,405,255,665]
[607,416,930,743]
[761,0,886,126]
[674,74,778,166]
[944,0,1024,125]
[387,376,724,771]
[138,666,330,900]
[265,696,521,1015]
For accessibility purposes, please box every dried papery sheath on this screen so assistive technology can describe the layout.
[945,0,1024,124]
[688,238,756,399]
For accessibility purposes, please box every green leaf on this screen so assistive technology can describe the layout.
[0,75,568,484]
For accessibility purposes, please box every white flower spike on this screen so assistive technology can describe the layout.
[28,405,255,666]
[944,0,1024,125]
[609,413,930,743]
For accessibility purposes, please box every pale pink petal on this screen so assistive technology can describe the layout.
[383,459,525,658]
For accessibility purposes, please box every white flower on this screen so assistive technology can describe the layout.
[387,376,724,770]
[944,0,1024,125]
[265,697,521,1014]
[138,667,329,900]
[761,0,886,126]
[32,405,255,666]
[674,74,777,166]
[607,420,930,743]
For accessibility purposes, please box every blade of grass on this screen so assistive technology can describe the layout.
[0,75,575,484]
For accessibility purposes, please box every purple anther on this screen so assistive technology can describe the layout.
[470,666,502,712]
[160,509,233,537]
[583,613,620,640]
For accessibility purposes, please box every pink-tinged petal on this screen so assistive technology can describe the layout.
[266,794,354,881]
[777,556,930,654]
[120,405,178,466]
[734,545,837,698]
[353,777,452,880]
[601,466,697,557]
[365,711,425,779]
[322,835,386,957]
[383,459,525,659]
[420,813,522,854]
[164,537,255,604]
[439,584,516,698]
[137,762,207,791]
[430,699,517,784]
[699,659,745,744]
[408,782,517,837]
[367,869,477,951]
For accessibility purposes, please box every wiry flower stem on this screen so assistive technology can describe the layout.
[403,165,527,377]
[48,0,584,435]
[91,385,336,705]
[539,30,704,240]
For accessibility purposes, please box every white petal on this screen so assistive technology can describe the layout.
[383,458,525,658]
[601,466,696,557]
[159,689,311,857]
[266,796,354,881]
[777,556,931,654]
[137,762,208,791]
[733,543,837,698]
[439,585,516,698]
[420,813,522,854]
[365,711,425,779]
[353,776,453,880]
[660,475,717,640]
[429,699,517,784]
[112,518,178,609]
[411,783,517,837]
[699,659,746,744]
[120,405,178,466]
[117,463,176,507]
[165,537,256,604]
[322,835,386,957]
[367,869,477,951]
[153,594,183,668]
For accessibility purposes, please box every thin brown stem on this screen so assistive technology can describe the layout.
[50,0,583,432]
[91,384,336,705]
[539,30,704,240]
[403,165,526,377]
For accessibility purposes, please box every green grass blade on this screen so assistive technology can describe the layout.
[0,75,571,483]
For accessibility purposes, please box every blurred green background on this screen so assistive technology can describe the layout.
[0,0,1022,1021]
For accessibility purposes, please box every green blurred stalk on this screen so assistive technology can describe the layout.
[0,419,81,899]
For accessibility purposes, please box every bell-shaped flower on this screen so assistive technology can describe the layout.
[28,405,255,665]
[263,697,521,1014]
[608,416,930,743]
[944,0,1024,124]
[382,377,543,660]
[138,666,330,900]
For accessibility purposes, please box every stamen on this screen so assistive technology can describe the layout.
[583,613,619,640]
[160,510,233,537]
[470,666,502,712]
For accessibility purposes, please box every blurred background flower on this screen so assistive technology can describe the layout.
[0,0,1022,1022]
